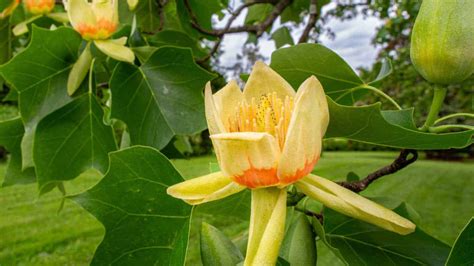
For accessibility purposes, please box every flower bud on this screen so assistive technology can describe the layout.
[24,0,54,15]
[410,0,474,84]
[68,0,118,40]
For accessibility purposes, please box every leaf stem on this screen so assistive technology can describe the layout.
[419,85,447,131]
[434,113,474,125]
[428,124,474,133]
[335,84,402,110]
[88,57,95,94]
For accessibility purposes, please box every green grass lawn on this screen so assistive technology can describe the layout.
[0,152,473,265]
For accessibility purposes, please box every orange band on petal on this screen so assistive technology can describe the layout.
[231,157,318,189]
[25,0,54,14]
[76,18,117,40]
[279,156,319,185]
[232,162,279,189]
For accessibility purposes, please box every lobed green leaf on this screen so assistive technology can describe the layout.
[34,93,117,193]
[0,26,82,169]
[72,146,192,265]
[326,99,474,150]
[314,202,450,265]
[445,217,474,266]
[0,117,35,186]
[110,46,216,150]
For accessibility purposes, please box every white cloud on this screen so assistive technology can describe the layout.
[215,1,383,72]
[319,16,383,70]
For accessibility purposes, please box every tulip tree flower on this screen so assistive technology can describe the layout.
[167,61,416,265]
[24,0,54,14]
[12,0,69,36]
[67,0,135,95]
[0,0,19,19]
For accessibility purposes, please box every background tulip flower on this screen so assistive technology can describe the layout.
[24,0,54,14]
[168,61,416,265]
[0,0,19,19]
[68,0,118,41]
[66,0,135,95]
[13,0,69,36]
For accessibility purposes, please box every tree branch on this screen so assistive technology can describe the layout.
[196,0,267,63]
[157,0,169,31]
[337,149,418,193]
[184,0,291,37]
[189,0,292,63]
[298,0,318,43]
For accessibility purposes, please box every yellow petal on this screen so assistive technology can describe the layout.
[94,40,135,63]
[12,21,29,36]
[245,188,287,266]
[212,80,243,132]
[296,174,416,235]
[46,12,70,23]
[68,43,92,96]
[243,61,295,101]
[211,132,280,188]
[109,36,128,46]
[166,171,245,205]
[12,15,43,36]
[68,0,96,29]
[91,0,117,24]
[204,82,226,135]
[277,76,328,185]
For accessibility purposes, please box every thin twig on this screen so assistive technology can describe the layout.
[295,206,324,224]
[184,0,291,37]
[191,0,292,63]
[298,0,318,43]
[251,0,293,36]
[307,210,324,224]
[337,149,418,193]
[197,0,262,63]
[157,0,168,31]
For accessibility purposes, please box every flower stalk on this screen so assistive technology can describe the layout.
[420,85,447,132]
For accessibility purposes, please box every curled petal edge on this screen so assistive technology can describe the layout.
[296,174,416,235]
[166,171,245,205]
[68,43,92,96]
[94,39,135,63]
[277,76,327,183]
[204,82,225,135]
[243,60,295,101]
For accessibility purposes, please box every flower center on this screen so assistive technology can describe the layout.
[228,92,294,148]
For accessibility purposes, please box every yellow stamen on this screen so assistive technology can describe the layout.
[228,93,294,148]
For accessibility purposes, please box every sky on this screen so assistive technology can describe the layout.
[216,2,383,71]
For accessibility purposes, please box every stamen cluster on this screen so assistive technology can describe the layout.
[228,92,294,148]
